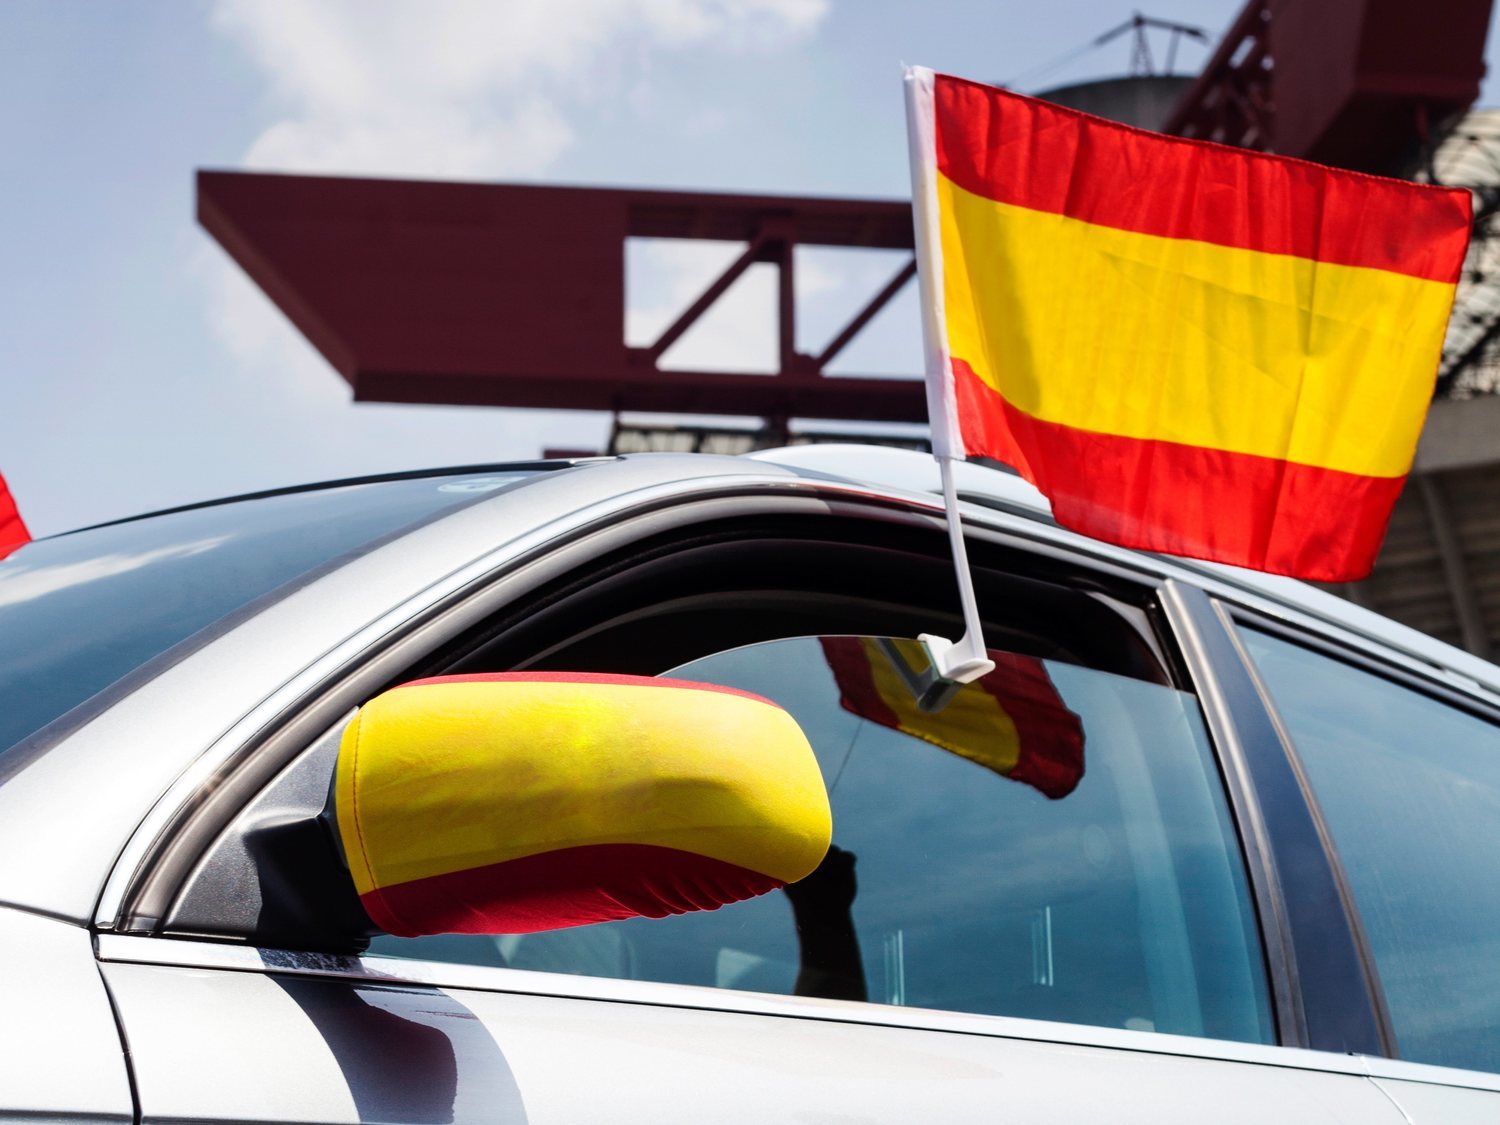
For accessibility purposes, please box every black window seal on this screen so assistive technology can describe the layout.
[1162,580,1395,1058]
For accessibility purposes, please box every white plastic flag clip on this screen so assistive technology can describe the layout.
[915,457,995,710]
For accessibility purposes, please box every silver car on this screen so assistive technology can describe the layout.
[4,444,1499,1123]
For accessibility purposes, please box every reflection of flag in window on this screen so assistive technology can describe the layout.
[819,637,1085,799]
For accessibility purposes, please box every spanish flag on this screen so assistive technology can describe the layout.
[0,470,27,560]
[905,68,1473,581]
[820,638,1084,799]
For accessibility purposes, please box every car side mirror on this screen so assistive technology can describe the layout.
[333,672,832,937]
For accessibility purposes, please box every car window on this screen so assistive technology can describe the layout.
[1238,628,1500,1074]
[370,634,1273,1045]
[0,470,542,757]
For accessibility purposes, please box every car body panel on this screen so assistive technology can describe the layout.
[97,936,1500,1098]
[100,953,1406,1125]
[0,907,133,1123]
[1373,1077,1500,1123]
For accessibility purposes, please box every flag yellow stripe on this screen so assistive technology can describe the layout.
[862,638,1023,774]
[939,175,1456,478]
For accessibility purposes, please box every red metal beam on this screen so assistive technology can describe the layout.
[1164,0,1493,174]
[198,170,925,422]
[1161,1,1272,149]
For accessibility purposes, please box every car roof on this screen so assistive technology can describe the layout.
[27,441,1499,698]
[46,461,583,539]
[748,443,1500,699]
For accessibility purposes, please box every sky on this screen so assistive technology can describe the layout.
[3,1,1498,536]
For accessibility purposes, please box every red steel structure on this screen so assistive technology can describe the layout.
[200,171,922,423]
[200,0,1492,425]
[1164,0,1492,174]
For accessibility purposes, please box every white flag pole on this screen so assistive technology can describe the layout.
[904,65,995,688]
[920,457,997,685]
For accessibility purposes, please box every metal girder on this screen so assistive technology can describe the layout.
[1160,1,1272,150]
[198,171,925,423]
[1163,0,1493,174]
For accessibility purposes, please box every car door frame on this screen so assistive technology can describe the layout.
[91,469,1428,1097]
[1199,585,1500,1101]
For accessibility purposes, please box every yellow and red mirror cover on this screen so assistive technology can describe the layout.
[334,672,832,937]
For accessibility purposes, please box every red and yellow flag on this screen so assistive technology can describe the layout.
[0,470,28,561]
[905,69,1472,581]
[820,637,1085,799]
[336,673,831,936]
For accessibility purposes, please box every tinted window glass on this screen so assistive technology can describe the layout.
[372,635,1272,1044]
[1240,628,1500,1074]
[0,471,541,756]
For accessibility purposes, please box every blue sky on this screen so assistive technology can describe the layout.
[3,1,1495,535]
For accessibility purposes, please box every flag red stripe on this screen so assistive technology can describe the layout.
[818,637,905,730]
[361,842,781,937]
[954,360,1404,581]
[933,73,1472,283]
[0,471,28,561]
[981,653,1085,800]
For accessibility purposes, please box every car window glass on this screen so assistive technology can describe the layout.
[370,634,1273,1045]
[1239,628,1500,1074]
[0,471,541,756]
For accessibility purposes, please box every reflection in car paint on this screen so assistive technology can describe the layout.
[437,478,524,493]
[0,536,233,609]
[270,976,528,1125]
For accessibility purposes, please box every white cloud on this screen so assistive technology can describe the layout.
[211,0,828,179]
[199,0,830,464]
[627,239,779,373]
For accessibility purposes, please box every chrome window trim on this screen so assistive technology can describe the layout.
[95,471,899,929]
[1143,575,1500,710]
[92,933,1500,1094]
[1150,566,1500,700]
[1231,606,1500,728]
[98,467,1195,932]
[1214,602,1399,1046]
